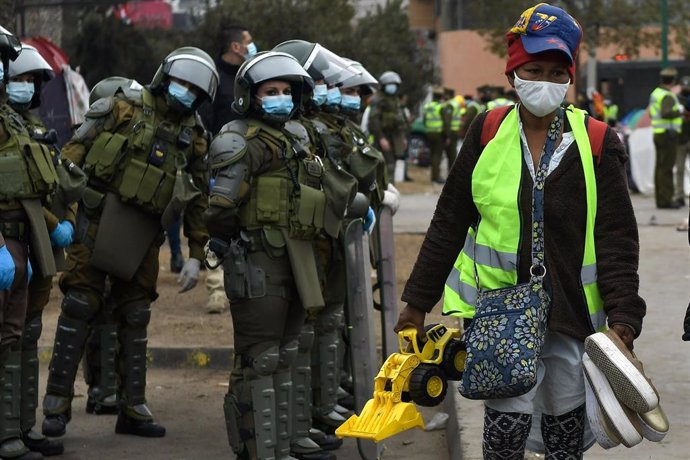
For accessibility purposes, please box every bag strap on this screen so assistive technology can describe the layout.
[585,114,608,165]
[480,105,512,147]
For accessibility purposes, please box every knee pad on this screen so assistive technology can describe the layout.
[245,344,279,377]
[61,290,101,322]
[297,323,315,353]
[277,340,299,372]
[122,303,152,328]
[22,313,42,347]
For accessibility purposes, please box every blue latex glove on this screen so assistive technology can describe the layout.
[362,206,377,234]
[27,260,32,283]
[49,221,74,248]
[0,245,15,290]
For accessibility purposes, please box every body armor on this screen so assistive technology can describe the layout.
[82,89,198,216]
[0,105,58,204]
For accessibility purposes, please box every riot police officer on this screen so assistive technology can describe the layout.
[41,47,217,440]
[272,39,361,460]
[80,77,143,418]
[205,51,325,460]
[367,71,409,182]
[6,43,74,458]
[0,27,58,460]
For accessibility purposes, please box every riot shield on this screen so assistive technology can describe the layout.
[374,205,399,360]
[343,218,382,460]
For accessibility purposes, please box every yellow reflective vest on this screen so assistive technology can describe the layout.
[442,106,605,332]
[649,87,682,134]
[423,100,444,133]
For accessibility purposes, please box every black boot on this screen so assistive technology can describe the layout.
[40,411,70,439]
[115,405,166,438]
[21,430,63,457]
[309,428,343,451]
[0,438,43,460]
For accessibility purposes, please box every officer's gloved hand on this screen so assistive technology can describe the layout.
[382,183,401,215]
[49,221,74,248]
[362,207,377,234]
[682,302,690,341]
[177,258,201,293]
[0,245,16,291]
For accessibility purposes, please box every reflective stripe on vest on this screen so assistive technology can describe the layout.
[423,101,443,133]
[449,100,462,131]
[443,106,605,332]
[649,87,682,134]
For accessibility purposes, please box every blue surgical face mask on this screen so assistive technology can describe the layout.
[0,66,4,82]
[384,84,398,95]
[167,81,196,109]
[244,42,257,60]
[326,87,342,106]
[261,94,294,116]
[312,84,328,106]
[340,94,361,111]
[7,81,35,105]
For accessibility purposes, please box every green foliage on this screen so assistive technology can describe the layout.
[192,0,355,57]
[64,9,193,88]
[62,0,433,108]
[350,0,434,108]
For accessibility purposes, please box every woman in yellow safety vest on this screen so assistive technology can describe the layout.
[395,3,646,457]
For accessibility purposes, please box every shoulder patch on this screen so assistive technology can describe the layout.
[85,96,115,118]
[209,130,247,169]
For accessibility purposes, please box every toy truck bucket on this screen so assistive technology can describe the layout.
[336,350,425,442]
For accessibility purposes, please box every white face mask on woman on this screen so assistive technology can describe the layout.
[513,72,570,117]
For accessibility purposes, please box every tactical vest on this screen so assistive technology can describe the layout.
[649,87,682,134]
[237,119,326,241]
[83,89,197,216]
[423,101,443,133]
[377,94,406,131]
[442,107,605,332]
[0,104,59,204]
[301,115,358,239]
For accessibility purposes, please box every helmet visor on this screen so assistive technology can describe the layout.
[0,26,21,61]
[9,45,53,81]
[166,54,219,101]
[304,45,359,86]
[243,53,313,87]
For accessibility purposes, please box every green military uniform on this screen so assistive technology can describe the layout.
[205,51,320,460]
[367,74,409,182]
[650,72,683,208]
[423,92,445,183]
[459,99,483,139]
[0,101,62,460]
[42,47,216,442]
[444,97,462,170]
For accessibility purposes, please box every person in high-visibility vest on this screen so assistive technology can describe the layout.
[603,98,619,127]
[650,67,684,208]
[443,88,462,171]
[459,94,483,139]
[486,86,514,110]
[423,86,446,183]
[394,3,647,457]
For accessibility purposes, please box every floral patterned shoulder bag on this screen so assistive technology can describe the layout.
[459,109,563,400]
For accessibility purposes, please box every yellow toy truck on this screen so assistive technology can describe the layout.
[336,323,466,442]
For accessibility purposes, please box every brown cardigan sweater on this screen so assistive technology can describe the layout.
[401,108,646,342]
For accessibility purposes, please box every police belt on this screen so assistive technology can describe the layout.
[0,221,27,240]
[230,230,294,301]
